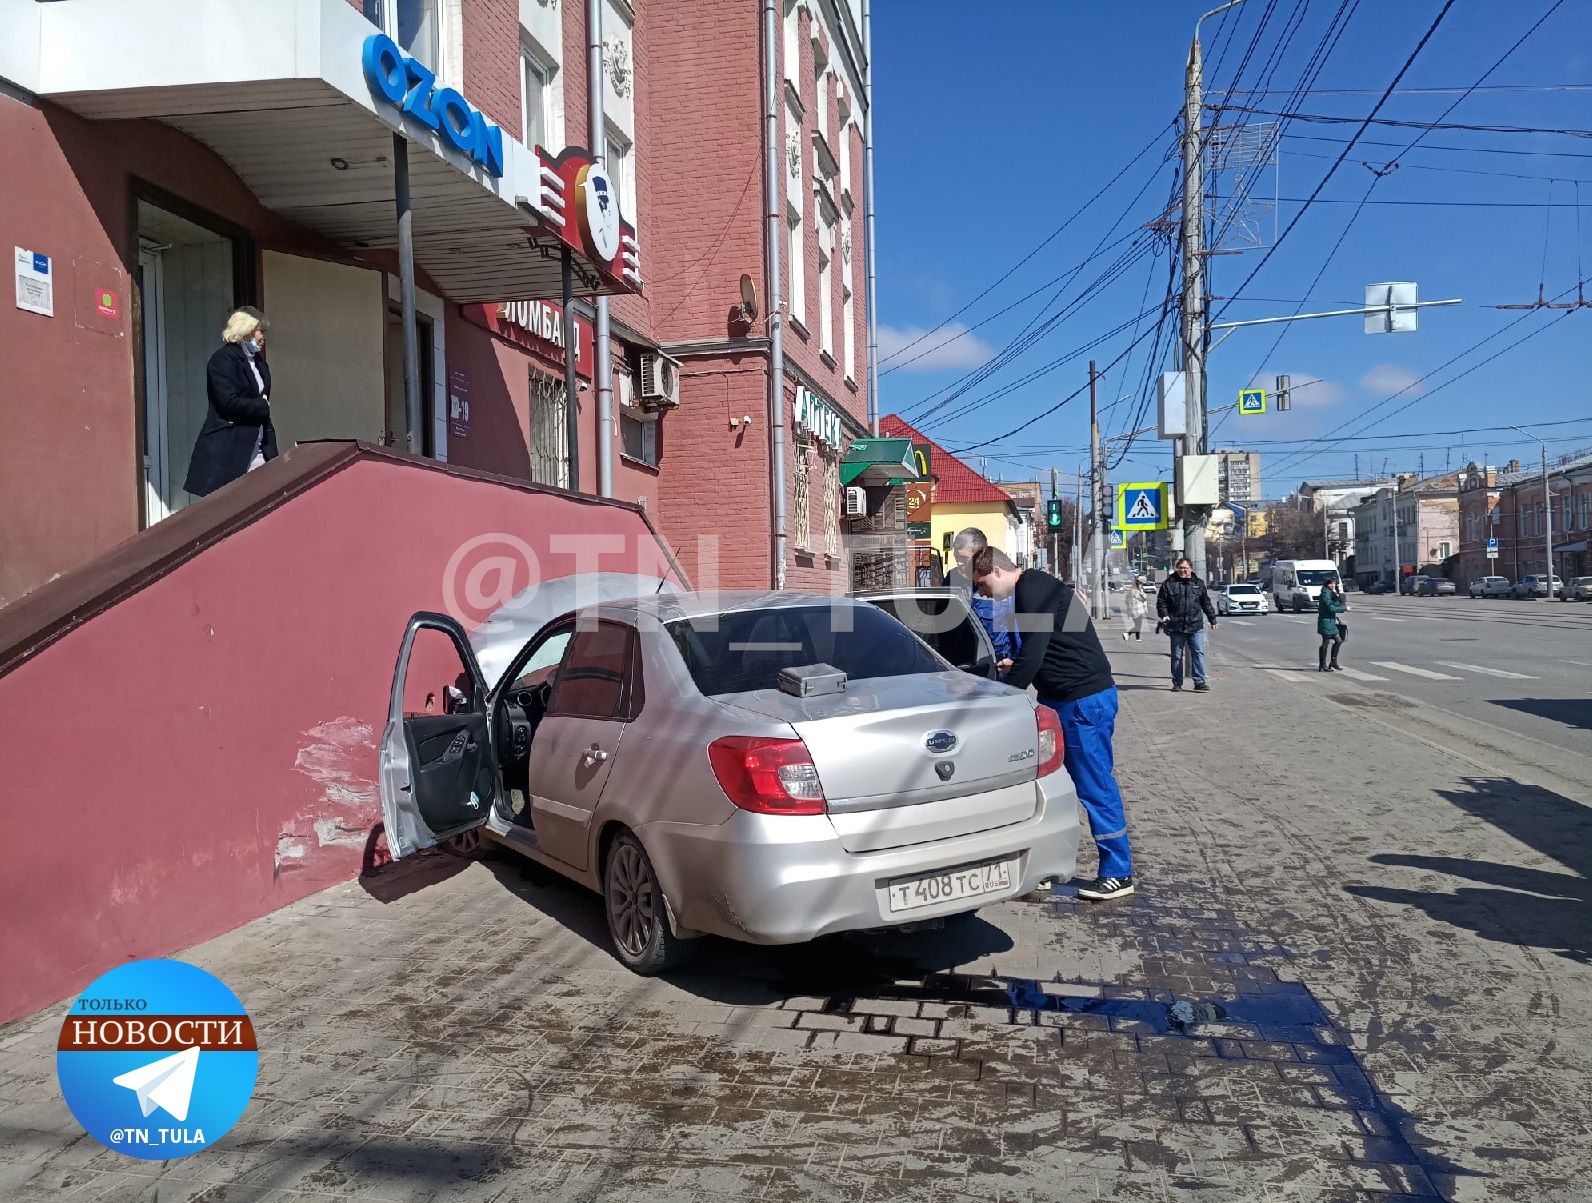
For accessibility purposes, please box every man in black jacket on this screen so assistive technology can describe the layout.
[1154,557,1218,692]
[971,548,1134,901]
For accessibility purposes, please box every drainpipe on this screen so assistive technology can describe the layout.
[861,0,878,437]
[762,0,787,589]
[589,0,614,497]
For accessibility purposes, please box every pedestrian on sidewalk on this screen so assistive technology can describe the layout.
[1122,577,1149,641]
[1317,573,1349,672]
[971,548,1135,901]
[1155,557,1218,692]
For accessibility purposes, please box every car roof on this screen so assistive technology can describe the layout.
[592,590,878,624]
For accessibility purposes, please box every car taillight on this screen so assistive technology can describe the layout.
[708,736,826,816]
[1035,706,1065,778]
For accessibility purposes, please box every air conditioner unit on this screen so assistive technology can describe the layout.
[637,352,681,412]
[843,486,867,518]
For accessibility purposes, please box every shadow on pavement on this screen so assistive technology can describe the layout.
[356,825,470,903]
[1346,775,1592,965]
[1489,697,1592,731]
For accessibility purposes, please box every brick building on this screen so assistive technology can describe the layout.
[0,0,875,603]
[1352,471,1461,588]
[1486,452,1592,586]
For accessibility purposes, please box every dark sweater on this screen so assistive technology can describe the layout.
[1003,570,1115,704]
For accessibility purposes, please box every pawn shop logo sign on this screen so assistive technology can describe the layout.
[56,959,259,1159]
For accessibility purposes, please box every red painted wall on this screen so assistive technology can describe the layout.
[0,455,682,1024]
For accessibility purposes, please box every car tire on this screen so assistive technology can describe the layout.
[603,830,691,975]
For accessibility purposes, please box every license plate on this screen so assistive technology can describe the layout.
[886,859,1015,913]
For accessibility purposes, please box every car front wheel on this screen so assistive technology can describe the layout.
[603,830,690,975]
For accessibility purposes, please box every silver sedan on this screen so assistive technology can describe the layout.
[380,586,1080,973]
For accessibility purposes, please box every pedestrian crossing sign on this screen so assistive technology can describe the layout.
[1117,482,1169,531]
[1109,530,1126,549]
[1238,388,1267,415]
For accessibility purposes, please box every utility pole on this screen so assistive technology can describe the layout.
[1089,361,1107,620]
[1391,478,1401,591]
[1544,444,1554,589]
[1074,465,1085,585]
[1049,467,1058,574]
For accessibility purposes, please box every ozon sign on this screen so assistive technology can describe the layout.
[362,34,504,177]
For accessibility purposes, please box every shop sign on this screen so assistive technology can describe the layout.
[794,387,844,449]
[909,443,932,481]
[15,247,53,317]
[462,301,593,377]
[907,521,932,540]
[95,290,119,319]
[362,34,504,177]
[497,300,583,366]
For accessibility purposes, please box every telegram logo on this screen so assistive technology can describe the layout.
[56,960,258,1159]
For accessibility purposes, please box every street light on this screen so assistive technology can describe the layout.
[1509,425,1557,595]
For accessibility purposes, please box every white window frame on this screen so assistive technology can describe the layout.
[604,123,635,226]
[817,221,833,356]
[521,43,554,151]
[788,212,805,328]
[366,0,446,76]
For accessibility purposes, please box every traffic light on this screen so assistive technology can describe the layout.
[1046,499,1064,529]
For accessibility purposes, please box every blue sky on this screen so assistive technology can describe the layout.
[871,0,1592,497]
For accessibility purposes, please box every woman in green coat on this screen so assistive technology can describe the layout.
[1317,574,1348,672]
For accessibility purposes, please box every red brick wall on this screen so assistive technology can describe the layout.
[460,0,523,134]
[652,354,771,589]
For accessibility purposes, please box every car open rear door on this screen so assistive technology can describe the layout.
[854,588,999,679]
[379,612,498,858]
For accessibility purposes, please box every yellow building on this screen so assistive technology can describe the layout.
[883,416,1022,568]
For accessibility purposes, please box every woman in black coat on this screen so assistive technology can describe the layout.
[183,307,278,497]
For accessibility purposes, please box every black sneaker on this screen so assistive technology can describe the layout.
[1171,684,1183,692]
[1077,876,1135,901]
[1193,682,1210,692]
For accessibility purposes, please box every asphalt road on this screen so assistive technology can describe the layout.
[1132,591,1592,774]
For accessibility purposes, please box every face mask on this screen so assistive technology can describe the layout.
[243,335,263,356]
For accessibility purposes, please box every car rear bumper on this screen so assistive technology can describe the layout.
[640,774,1081,945]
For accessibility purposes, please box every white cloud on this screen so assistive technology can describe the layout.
[1248,371,1345,408]
[1360,364,1423,396]
[877,323,997,372]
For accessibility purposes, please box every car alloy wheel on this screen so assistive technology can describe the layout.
[603,831,689,975]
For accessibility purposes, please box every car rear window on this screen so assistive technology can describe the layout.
[666,604,947,697]
[863,595,986,668]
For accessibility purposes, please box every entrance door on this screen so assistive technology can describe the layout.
[384,309,435,455]
[135,201,240,526]
[137,244,171,524]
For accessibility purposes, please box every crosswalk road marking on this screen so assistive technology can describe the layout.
[1438,662,1536,680]
[1364,615,1403,622]
[1371,661,1461,681]
[1286,618,1310,624]
[1336,667,1389,682]
[1228,619,1255,626]
[1273,670,1308,682]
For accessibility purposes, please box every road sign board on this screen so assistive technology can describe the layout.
[1487,549,1498,559]
[1238,388,1267,416]
[1109,529,1126,549]
[1486,536,1499,552]
[1117,482,1169,531]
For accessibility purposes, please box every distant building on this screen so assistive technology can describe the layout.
[1213,450,1262,504]
[1351,472,1462,588]
[1298,477,1396,570]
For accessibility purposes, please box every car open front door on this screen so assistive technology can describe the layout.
[379,612,497,858]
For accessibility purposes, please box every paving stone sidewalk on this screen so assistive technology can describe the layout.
[2,640,1589,1202]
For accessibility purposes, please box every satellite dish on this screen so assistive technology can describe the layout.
[739,273,758,321]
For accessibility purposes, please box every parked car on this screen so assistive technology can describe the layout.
[1512,574,1564,599]
[379,583,1080,974]
[1365,580,1395,595]
[1468,576,1512,598]
[1417,577,1457,596]
[1216,583,1269,616]
[1561,576,1592,602]
[1402,575,1428,596]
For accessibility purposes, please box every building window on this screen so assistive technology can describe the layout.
[528,368,568,489]
[522,47,552,149]
[365,0,441,71]
[788,214,805,328]
[793,433,812,551]
[605,125,635,224]
[842,285,855,380]
[620,411,658,467]
[817,223,833,356]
